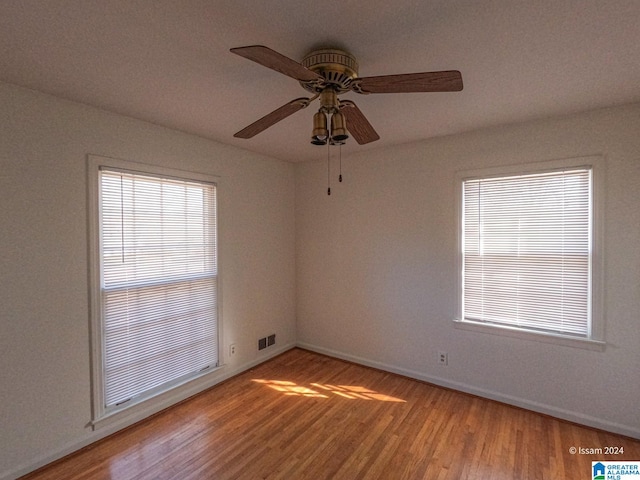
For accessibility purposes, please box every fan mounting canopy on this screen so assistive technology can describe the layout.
[300,48,359,93]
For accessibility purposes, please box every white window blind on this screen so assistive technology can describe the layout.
[462,168,591,337]
[99,168,218,409]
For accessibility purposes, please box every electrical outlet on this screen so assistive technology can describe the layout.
[437,351,448,366]
[229,344,237,357]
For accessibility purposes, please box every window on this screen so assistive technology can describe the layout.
[456,158,603,347]
[89,156,219,421]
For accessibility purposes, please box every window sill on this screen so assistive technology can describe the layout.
[91,364,226,431]
[453,319,606,351]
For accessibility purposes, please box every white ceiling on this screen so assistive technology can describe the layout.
[1,0,639,162]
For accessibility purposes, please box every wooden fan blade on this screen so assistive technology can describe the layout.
[234,98,310,139]
[230,45,323,83]
[355,70,463,94]
[340,100,380,145]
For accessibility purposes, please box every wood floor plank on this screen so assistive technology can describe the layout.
[21,348,640,480]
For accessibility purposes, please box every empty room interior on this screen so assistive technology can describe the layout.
[1,1,639,479]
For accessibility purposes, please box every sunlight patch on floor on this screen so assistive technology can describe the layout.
[252,379,405,402]
[252,379,328,398]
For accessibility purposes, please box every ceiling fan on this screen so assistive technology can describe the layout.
[230,45,463,146]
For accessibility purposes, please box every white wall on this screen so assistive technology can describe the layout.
[2,79,639,478]
[0,82,297,479]
[296,103,640,438]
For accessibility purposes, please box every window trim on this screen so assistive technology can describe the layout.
[454,156,605,350]
[87,154,223,427]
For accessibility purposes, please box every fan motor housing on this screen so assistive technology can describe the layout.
[301,48,359,93]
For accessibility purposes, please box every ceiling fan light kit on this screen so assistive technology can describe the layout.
[311,110,328,144]
[330,111,348,142]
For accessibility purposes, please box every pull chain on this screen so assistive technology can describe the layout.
[338,144,343,182]
[327,141,331,195]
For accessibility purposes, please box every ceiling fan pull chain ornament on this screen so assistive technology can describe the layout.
[339,144,343,183]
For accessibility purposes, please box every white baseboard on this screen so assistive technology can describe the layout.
[296,342,640,440]
[2,342,295,480]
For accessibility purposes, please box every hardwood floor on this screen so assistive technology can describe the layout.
[23,348,640,479]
